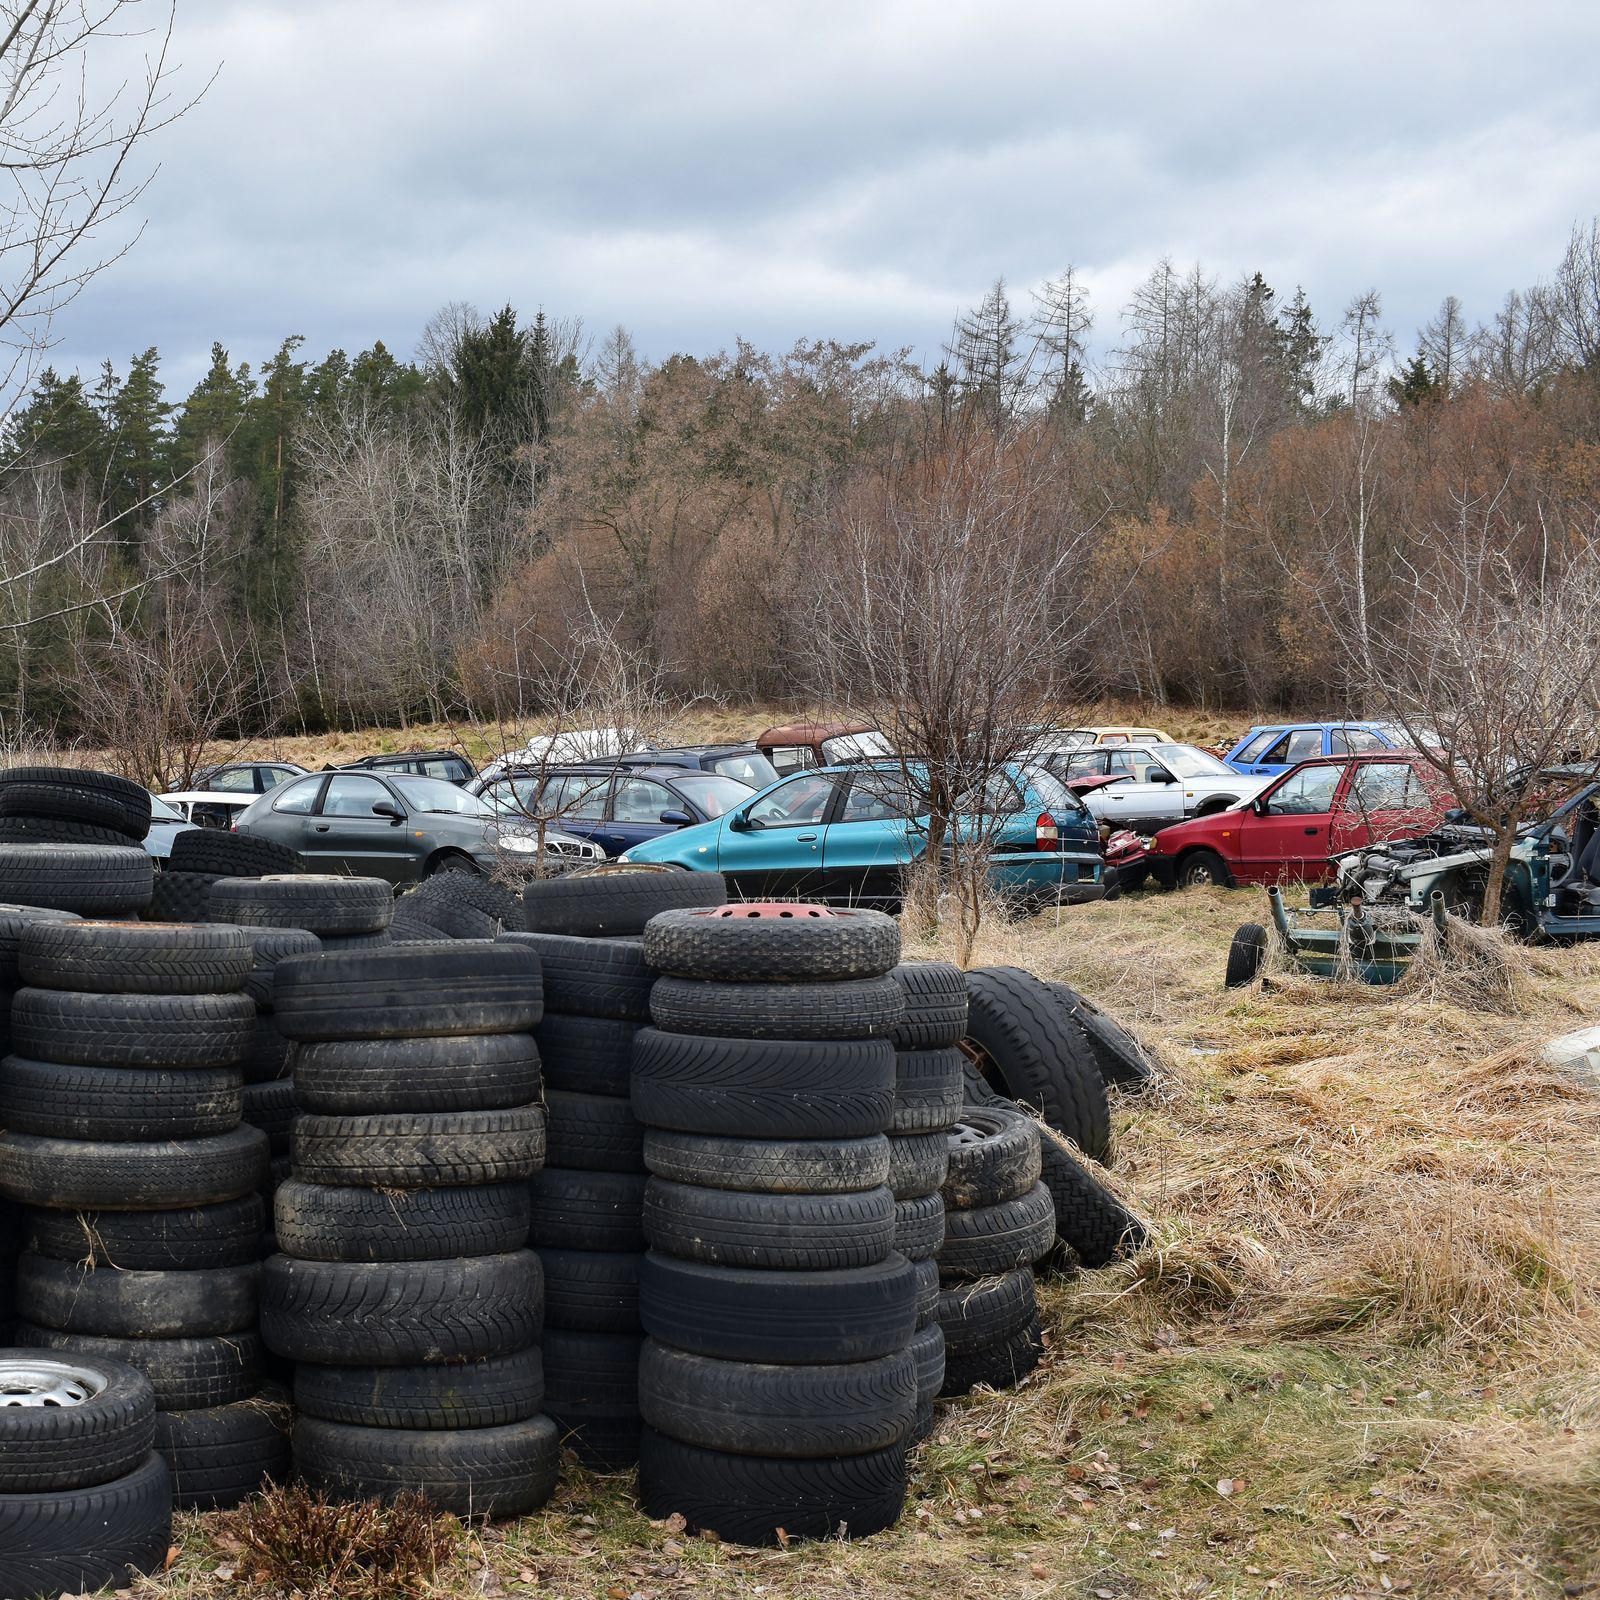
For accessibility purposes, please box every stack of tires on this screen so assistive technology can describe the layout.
[261,942,559,1517]
[391,870,521,942]
[884,962,969,1441]
[150,827,303,924]
[497,869,728,1472]
[935,1103,1053,1395]
[0,920,285,1510]
[0,1199,16,1341]
[0,1349,172,1599]
[209,873,395,953]
[631,904,917,1546]
[0,768,154,921]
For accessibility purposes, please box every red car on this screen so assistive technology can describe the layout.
[1149,753,1452,890]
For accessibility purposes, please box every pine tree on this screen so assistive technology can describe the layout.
[108,348,170,534]
[947,278,1021,426]
[1388,352,1439,408]
[5,369,108,486]
[1273,287,1325,412]
[169,343,255,479]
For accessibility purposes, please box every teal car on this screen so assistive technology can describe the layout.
[616,761,1105,907]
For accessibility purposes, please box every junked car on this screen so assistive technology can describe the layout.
[1042,743,1269,829]
[1221,721,1408,777]
[754,721,894,778]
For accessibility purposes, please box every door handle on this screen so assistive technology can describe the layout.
[314,824,331,832]
[1303,826,1320,835]
[797,833,817,842]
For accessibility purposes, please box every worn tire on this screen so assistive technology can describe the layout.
[546,1089,644,1173]
[892,1046,965,1133]
[631,1029,894,1139]
[522,869,727,936]
[537,1248,641,1334]
[1225,922,1269,988]
[939,1314,1043,1396]
[232,926,321,1008]
[893,1193,946,1261]
[642,1130,889,1195]
[10,987,254,1068]
[527,1168,647,1252]
[497,930,651,1020]
[910,1321,945,1433]
[155,1389,292,1510]
[0,906,79,987]
[0,1349,155,1492]
[643,905,899,982]
[1046,981,1155,1089]
[292,1107,546,1188]
[541,1327,643,1471]
[643,1179,894,1271]
[208,874,392,935]
[937,1183,1056,1278]
[963,967,1111,1162]
[0,816,131,849]
[15,1324,262,1408]
[0,768,150,835]
[0,1057,243,1141]
[242,1078,297,1153]
[261,1251,542,1365]
[1035,1122,1148,1269]
[911,1253,940,1326]
[24,1196,265,1272]
[638,1340,915,1458]
[169,829,302,878]
[241,1017,293,1085]
[535,1012,636,1097]
[15,1255,258,1338]
[274,942,541,1041]
[889,961,969,1048]
[294,1411,559,1517]
[147,870,220,923]
[887,1130,949,1200]
[935,1268,1036,1356]
[0,1126,269,1210]
[295,1348,544,1430]
[650,974,904,1041]
[0,843,153,916]
[274,1180,530,1263]
[943,1104,1042,1209]
[292,1032,541,1114]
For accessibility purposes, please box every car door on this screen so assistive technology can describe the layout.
[1247,727,1323,778]
[1328,760,1439,855]
[1082,750,1153,821]
[308,774,413,882]
[1234,763,1344,882]
[538,772,613,851]
[242,773,323,854]
[722,771,840,898]
[601,775,681,857]
[819,770,916,904]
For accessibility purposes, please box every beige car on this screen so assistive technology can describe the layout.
[1058,725,1175,748]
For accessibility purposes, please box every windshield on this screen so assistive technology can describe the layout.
[711,751,778,787]
[673,772,752,817]
[1161,745,1236,778]
[391,776,487,816]
[820,730,893,763]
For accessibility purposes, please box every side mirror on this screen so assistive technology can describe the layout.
[1251,796,1268,815]
[371,801,403,821]
[1150,769,1178,784]
[728,810,752,832]
[659,809,693,827]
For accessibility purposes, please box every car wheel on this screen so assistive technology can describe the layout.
[1177,849,1230,889]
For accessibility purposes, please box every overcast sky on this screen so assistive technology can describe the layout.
[47,0,1600,394]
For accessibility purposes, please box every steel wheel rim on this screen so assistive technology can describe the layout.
[0,1356,109,1408]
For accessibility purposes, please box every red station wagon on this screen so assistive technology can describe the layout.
[1148,753,1453,890]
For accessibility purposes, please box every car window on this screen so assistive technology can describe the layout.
[544,772,610,822]
[390,777,487,815]
[1331,727,1388,755]
[746,773,836,828]
[766,745,816,777]
[261,766,298,789]
[1132,756,1174,782]
[1234,730,1276,763]
[419,757,466,783]
[673,773,751,818]
[839,771,912,823]
[481,776,542,815]
[208,767,256,793]
[322,775,393,817]
[1264,765,1341,815]
[1347,761,1429,811]
[1064,752,1109,778]
[612,777,676,824]
[1104,750,1137,776]
[1162,747,1234,778]
[711,752,778,788]
[272,776,322,815]
[149,795,184,822]
[1286,730,1323,762]
[1025,767,1089,817]
[1099,734,1129,745]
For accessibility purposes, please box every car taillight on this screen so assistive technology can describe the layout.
[1036,812,1058,850]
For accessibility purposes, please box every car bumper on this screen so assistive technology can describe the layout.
[992,850,1106,904]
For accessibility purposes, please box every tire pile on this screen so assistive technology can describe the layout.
[632,905,916,1546]
[151,827,302,923]
[392,870,521,942]
[0,920,285,1510]
[261,942,558,1516]
[500,870,727,1471]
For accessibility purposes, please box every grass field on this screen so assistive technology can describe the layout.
[156,883,1600,1600]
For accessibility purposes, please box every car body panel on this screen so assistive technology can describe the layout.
[144,794,197,860]
[1221,722,1405,777]
[1053,725,1175,748]
[1046,743,1269,827]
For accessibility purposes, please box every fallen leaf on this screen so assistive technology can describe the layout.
[164,1547,180,1572]
[1216,1478,1235,1497]
[775,1527,791,1550]
[1030,1565,1048,1579]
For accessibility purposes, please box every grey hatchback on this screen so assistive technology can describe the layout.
[232,769,601,885]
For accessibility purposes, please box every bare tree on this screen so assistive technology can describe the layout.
[1473,287,1557,396]
[1419,294,1469,398]
[1551,215,1600,371]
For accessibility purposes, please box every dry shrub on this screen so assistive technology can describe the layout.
[220,1484,460,1599]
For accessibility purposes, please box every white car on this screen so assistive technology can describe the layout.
[1048,743,1272,829]
[160,790,257,831]
[478,728,649,786]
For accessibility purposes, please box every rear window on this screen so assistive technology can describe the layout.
[711,752,778,788]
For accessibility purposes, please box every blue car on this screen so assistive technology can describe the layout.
[616,761,1104,907]
[1222,722,1406,777]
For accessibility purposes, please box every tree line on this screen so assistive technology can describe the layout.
[3,220,1599,759]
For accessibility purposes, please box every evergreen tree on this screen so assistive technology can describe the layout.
[447,304,529,440]
[1388,351,1440,408]
[6,369,107,483]
[248,335,307,539]
[947,278,1021,425]
[169,343,255,479]
[1273,287,1326,412]
[350,340,426,413]
[107,348,170,534]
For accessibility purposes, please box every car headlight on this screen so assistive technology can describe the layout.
[498,833,539,853]
[618,853,632,863]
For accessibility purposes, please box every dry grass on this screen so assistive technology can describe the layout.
[150,882,1600,1600]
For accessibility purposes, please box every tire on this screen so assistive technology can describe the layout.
[909,1322,945,1433]
[962,967,1111,1163]
[391,898,497,941]
[168,829,302,878]
[407,870,520,926]
[0,816,132,849]
[16,1255,259,1337]
[208,874,392,936]
[0,1057,244,1141]
[273,942,540,1042]
[1225,922,1269,988]
[643,905,899,983]
[232,927,321,1008]
[537,1249,641,1333]
[643,1251,920,1365]
[535,1012,636,1097]
[631,1029,894,1139]
[261,1252,542,1366]
[0,1350,155,1492]
[642,1130,889,1195]
[637,1428,905,1545]
[541,1328,643,1472]
[0,906,79,987]
[387,909,451,944]
[292,1032,540,1115]
[154,1389,291,1510]
[935,1268,1036,1356]
[294,1412,559,1518]
[0,1452,171,1598]
[497,931,651,1020]
[274,1180,530,1263]
[546,1089,644,1173]
[649,974,904,1041]
[294,1348,545,1430]
[291,1107,546,1188]
[892,1047,965,1133]
[0,843,153,916]
[911,1253,939,1326]
[1177,849,1232,890]
[0,1126,269,1210]
[943,1105,1042,1209]
[147,870,220,923]
[15,1325,262,1408]
[642,1179,894,1271]
[937,1183,1056,1278]
[893,1193,946,1261]
[887,1130,949,1200]
[1035,1122,1148,1269]
[316,930,395,952]
[522,869,727,936]
[241,1017,293,1085]
[19,918,250,996]
[9,987,255,1069]
[939,1314,1043,1397]
[638,1339,915,1458]
[1046,982,1155,1089]
[527,1168,647,1252]
[24,1196,265,1272]
[242,1078,297,1152]
[889,961,968,1048]
[0,767,151,837]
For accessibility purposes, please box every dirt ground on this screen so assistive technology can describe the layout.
[152,881,1600,1600]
